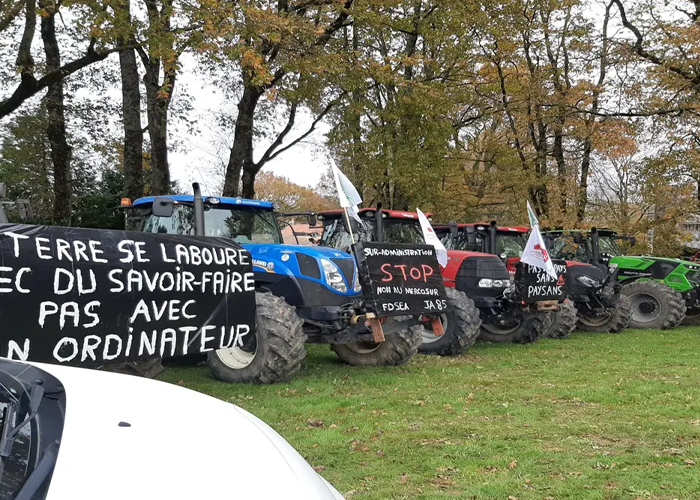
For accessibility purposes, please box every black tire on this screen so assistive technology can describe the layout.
[479,309,552,343]
[418,288,482,356]
[681,306,700,326]
[621,280,687,330]
[576,294,633,333]
[541,300,577,339]
[207,292,306,384]
[331,316,422,366]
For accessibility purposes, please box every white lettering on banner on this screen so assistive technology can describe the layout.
[0,231,255,364]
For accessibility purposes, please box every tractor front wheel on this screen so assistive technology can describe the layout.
[622,281,686,330]
[541,300,577,339]
[418,288,481,356]
[207,293,307,384]
[480,309,552,343]
[332,317,422,366]
[577,295,633,333]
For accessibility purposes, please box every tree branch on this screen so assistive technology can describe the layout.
[612,0,700,86]
[255,100,338,170]
[0,43,135,119]
[0,0,24,32]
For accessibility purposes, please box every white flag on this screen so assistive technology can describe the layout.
[521,202,558,280]
[331,160,363,224]
[417,208,448,268]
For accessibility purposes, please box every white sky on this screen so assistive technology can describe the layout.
[167,54,331,195]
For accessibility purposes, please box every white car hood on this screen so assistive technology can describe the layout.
[30,362,344,500]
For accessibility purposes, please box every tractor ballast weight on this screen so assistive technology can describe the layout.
[129,187,449,383]
[543,228,698,329]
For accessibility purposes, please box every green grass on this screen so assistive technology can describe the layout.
[159,328,700,499]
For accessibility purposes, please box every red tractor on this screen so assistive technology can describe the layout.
[316,208,559,351]
[433,222,632,337]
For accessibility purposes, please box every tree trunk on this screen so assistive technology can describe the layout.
[578,138,592,222]
[553,121,567,216]
[40,4,71,225]
[143,63,171,194]
[119,44,143,200]
[223,85,262,197]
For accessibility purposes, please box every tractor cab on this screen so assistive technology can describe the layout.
[432,222,530,276]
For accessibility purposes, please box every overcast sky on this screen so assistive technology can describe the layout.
[166,54,332,195]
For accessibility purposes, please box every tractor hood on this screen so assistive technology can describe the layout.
[243,243,360,297]
[36,362,345,500]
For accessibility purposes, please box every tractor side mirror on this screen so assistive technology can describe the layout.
[343,214,358,235]
[152,197,174,218]
[465,225,477,245]
[308,213,317,227]
[448,220,458,238]
[630,236,636,247]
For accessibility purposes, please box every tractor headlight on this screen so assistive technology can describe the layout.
[321,259,348,293]
[479,278,506,288]
[353,268,362,293]
[577,275,600,288]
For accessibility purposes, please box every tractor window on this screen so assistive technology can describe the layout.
[383,221,424,244]
[598,236,622,256]
[321,219,355,252]
[141,205,282,244]
[547,234,590,261]
[452,233,484,252]
[319,218,425,252]
[495,234,527,258]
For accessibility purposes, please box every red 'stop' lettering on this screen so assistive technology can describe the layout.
[380,263,393,282]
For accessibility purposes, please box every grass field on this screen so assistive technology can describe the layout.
[159,329,700,499]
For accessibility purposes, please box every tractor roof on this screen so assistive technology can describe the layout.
[132,195,275,210]
[543,228,618,236]
[432,223,530,234]
[317,208,433,220]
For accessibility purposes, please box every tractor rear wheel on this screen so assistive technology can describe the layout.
[331,317,422,366]
[418,288,481,356]
[207,292,307,384]
[577,295,632,333]
[621,281,686,330]
[480,309,552,343]
[541,300,577,339]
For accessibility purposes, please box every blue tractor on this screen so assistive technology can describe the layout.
[127,184,430,384]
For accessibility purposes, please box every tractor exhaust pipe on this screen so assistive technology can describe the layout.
[193,182,205,236]
[489,221,497,256]
[591,227,600,263]
[374,203,385,242]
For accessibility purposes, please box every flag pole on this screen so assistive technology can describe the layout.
[344,208,356,244]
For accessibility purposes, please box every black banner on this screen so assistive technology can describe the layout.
[514,259,567,302]
[0,224,256,366]
[353,242,448,316]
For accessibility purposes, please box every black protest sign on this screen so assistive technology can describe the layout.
[0,224,256,366]
[514,259,567,302]
[353,242,448,316]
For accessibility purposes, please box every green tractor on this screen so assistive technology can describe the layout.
[542,228,700,329]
